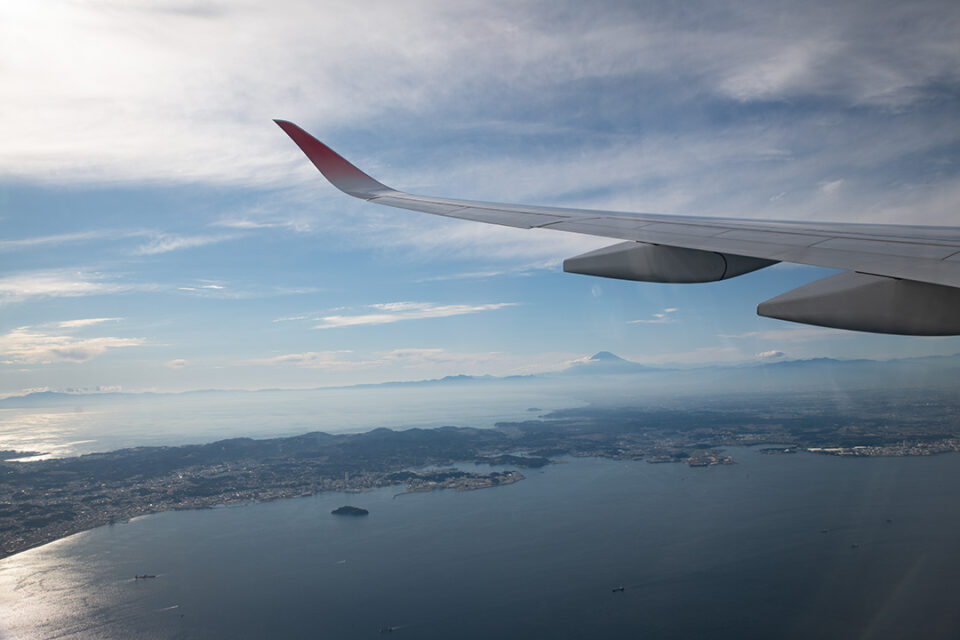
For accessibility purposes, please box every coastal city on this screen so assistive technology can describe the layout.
[2,388,959,560]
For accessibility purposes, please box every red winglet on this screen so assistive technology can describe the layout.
[274,120,392,199]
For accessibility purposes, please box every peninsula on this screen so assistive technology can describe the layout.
[2,388,958,560]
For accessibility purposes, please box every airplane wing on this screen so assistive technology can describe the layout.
[275,120,960,336]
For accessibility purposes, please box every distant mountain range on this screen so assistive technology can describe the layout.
[3,351,958,407]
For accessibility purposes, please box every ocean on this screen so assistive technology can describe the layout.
[3,447,960,639]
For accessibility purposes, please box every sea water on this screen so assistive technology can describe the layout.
[2,448,960,639]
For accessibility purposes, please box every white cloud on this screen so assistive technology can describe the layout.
[246,346,579,376]
[248,351,377,369]
[0,230,138,252]
[379,347,578,375]
[628,308,679,324]
[380,348,484,367]
[818,179,845,195]
[175,281,315,300]
[718,327,852,342]
[56,317,122,329]
[211,216,313,233]
[628,345,748,366]
[8,384,123,397]
[314,301,518,329]
[0,326,143,364]
[0,270,135,303]
[757,350,787,360]
[166,359,189,369]
[1,0,953,190]
[134,232,239,255]
[97,385,123,393]
[361,212,612,264]
[416,259,561,282]
[212,219,272,230]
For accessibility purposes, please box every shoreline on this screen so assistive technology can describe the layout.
[0,465,530,561]
[4,392,958,561]
[7,442,960,562]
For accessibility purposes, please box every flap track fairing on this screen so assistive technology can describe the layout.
[758,271,960,335]
[563,241,777,284]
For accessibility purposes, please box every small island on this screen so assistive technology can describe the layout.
[331,506,369,516]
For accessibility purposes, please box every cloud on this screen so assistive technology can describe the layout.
[629,308,679,324]
[6,384,123,398]
[245,346,580,376]
[210,216,313,233]
[94,385,122,393]
[378,347,576,375]
[627,345,748,366]
[313,301,518,329]
[416,259,561,282]
[380,348,481,367]
[360,211,612,264]
[0,230,125,252]
[134,232,239,255]
[0,326,143,364]
[174,280,317,300]
[0,270,135,304]
[248,351,377,369]
[819,179,845,193]
[211,218,276,230]
[718,327,852,342]
[166,359,189,368]
[1,0,954,193]
[757,350,787,360]
[56,317,122,329]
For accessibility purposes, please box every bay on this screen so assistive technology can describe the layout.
[3,448,960,639]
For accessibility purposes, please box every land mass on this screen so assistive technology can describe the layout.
[1,388,958,560]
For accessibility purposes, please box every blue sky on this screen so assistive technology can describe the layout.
[1,0,959,396]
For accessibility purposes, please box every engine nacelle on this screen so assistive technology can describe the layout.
[562,241,776,283]
[757,271,960,336]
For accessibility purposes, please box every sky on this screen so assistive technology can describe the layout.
[1,0,959,396]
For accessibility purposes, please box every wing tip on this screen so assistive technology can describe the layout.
[273,119,390,199]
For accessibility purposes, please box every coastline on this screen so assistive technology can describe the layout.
[4,390,959,561]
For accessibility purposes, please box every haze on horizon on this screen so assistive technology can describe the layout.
[2,0,960,397]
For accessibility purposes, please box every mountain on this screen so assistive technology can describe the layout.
[3,352,958,408]
[589,351,626,362]
[558,351,657,375]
